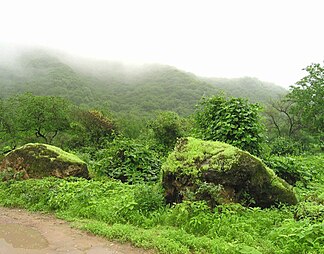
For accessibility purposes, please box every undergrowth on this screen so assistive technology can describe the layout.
[0,154,323,253]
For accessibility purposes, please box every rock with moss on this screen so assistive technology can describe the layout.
[162,137,297,208]
[0,143,88,180]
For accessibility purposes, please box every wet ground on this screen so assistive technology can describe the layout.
[0,207,154,254]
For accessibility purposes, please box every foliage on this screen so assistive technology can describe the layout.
[288,63,324,148]
[0,93,71,146]
[268,136,302,156]
[264,154,324,189]
[0,163,323,254]
[148,111,187,151]
[18,93,71,144]
[194,94,264,155]
[263,156,305,185]
[0,97,25,149]
[264,63,324,154]
[0,49,287,119]
[92,138,161,183]
[115,112,148,139]
[0,93,118,151]
[264,97,302,139]
[71,109,116,147]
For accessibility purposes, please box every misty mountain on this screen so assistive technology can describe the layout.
[203,77,287,103]
[0,48,287,116]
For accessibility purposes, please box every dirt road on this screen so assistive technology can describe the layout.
[0,207,153,254]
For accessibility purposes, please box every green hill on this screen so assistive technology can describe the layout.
[203,77,287,103]
[0,47,287,116]
[0,50,95,104]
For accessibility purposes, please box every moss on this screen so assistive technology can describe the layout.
[20,143,85,164]
[0,143,88,180]
[162,137,297,208]
[162,137,240,176]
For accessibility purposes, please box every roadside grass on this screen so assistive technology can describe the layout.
[0,154,323,253]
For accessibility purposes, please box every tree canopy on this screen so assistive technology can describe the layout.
[288,63,324,137]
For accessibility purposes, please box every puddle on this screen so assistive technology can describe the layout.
[0,224,48,249]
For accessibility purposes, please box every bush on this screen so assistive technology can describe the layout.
[148,111,187,151]
[269,137,301,156]
[263,156,304,185]
[194,94,264,156]
[294,202,324,221]
[264,155,324,187]
[92,138,161,184]
[133,184,165,213]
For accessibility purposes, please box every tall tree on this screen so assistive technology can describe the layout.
[264,97,302,138]
[288,63,324,145]
[11,93,71,144]
[74,109,116,146]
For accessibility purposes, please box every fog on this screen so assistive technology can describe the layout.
[1,0,323,88]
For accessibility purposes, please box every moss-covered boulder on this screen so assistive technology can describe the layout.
[162,137,297,208]
[0,143,88,180]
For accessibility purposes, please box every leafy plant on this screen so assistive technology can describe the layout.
[288,63,324,143]
[269,136,301,156]
[263,156,304,185]
[148,111,187,151]
[194,94,264,155]
[93,138,161,183]
[72,109,117,147]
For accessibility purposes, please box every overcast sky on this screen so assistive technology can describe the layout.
[0,0,323,88]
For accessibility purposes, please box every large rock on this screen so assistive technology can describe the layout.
[162,137,297,208]
[0,143,88,180]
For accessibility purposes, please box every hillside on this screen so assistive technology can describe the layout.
[0,50,96,104]
[203,77,287,103]
[0,48,287,116]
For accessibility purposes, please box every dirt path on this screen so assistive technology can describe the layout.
[0,207,154,254]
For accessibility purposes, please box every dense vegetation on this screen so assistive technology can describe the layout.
[0,47,323,253]
[0,154,323,253]
[194,95,264,156]
[0,48,286,116]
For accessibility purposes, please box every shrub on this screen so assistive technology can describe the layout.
[269,137,301,156]
[263,156,304,185]
[133,184,165,213]
[148,111,187,151]
[92,138,161,183]
[264,155,324,186]
[194,94,264,156]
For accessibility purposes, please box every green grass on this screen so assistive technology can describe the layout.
[0,154,323,253]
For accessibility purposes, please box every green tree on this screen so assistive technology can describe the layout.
[2,93,70,144]
[194,94,264,155]
[0,97,27,149]
[288,63,324,146]
[263,97,304,155]
[264,97,302,138]
[74,109,116,147]
[22,94,70,144]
